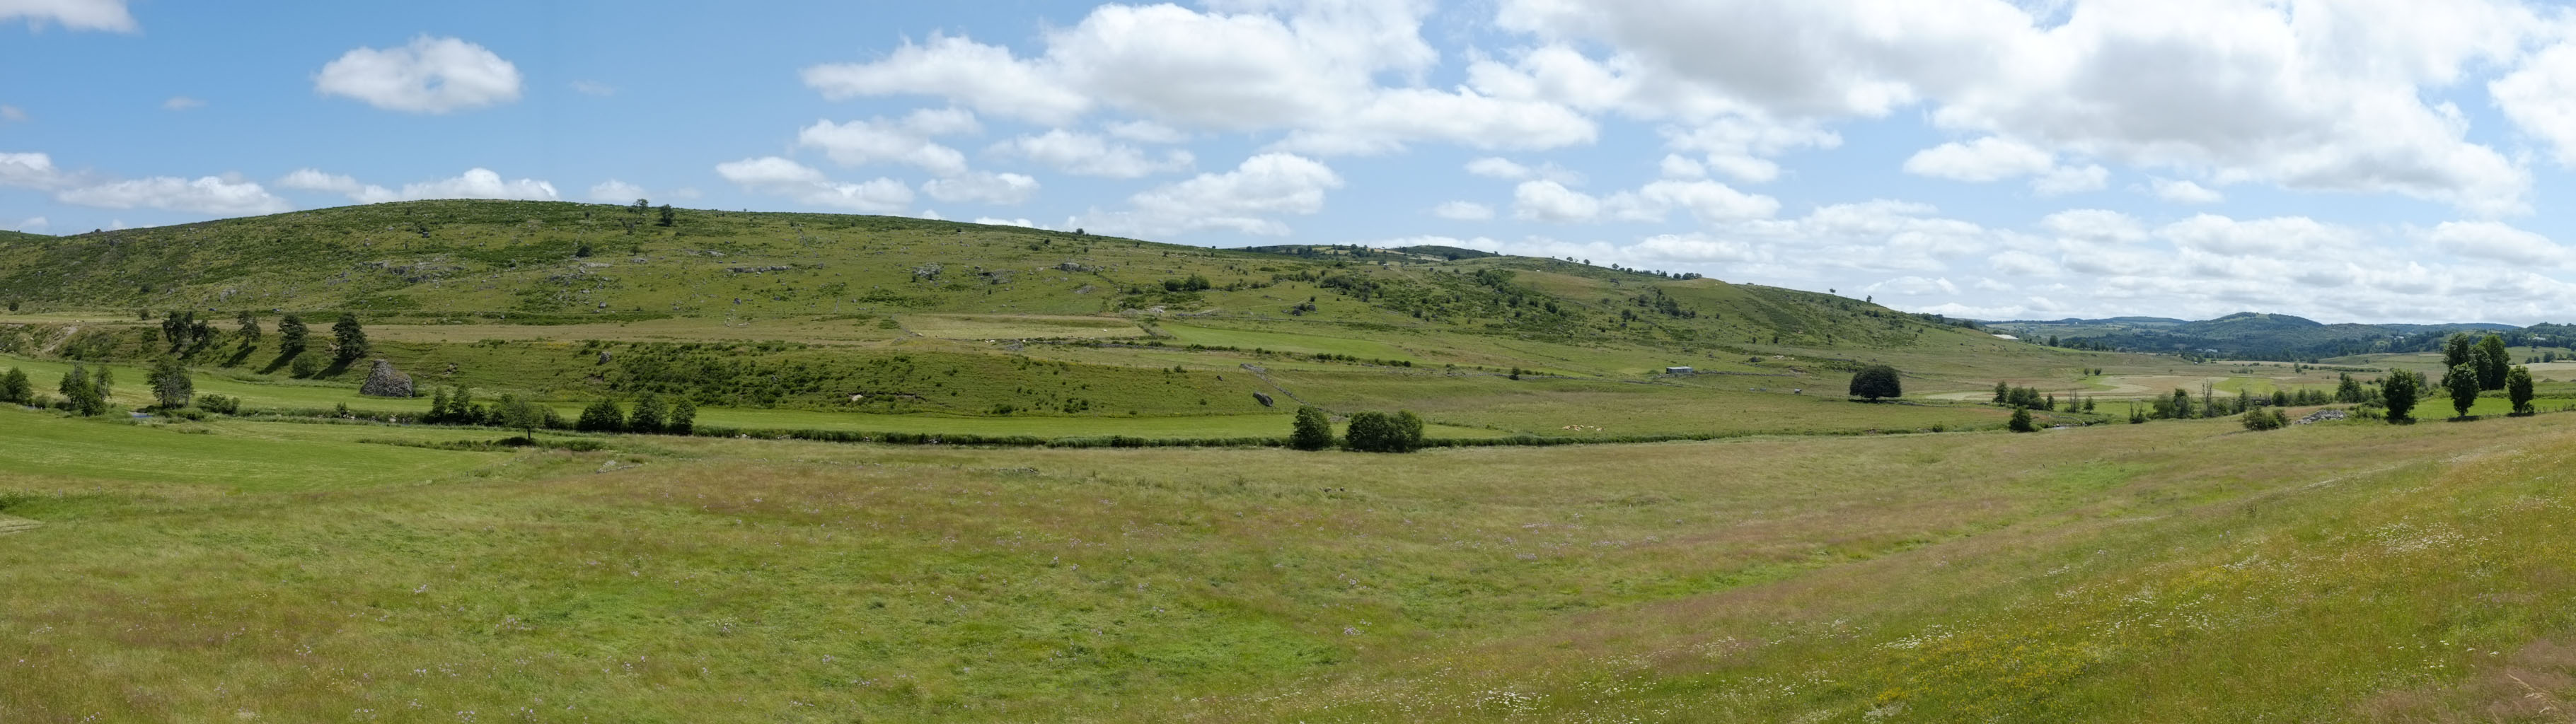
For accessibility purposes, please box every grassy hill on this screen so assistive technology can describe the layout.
[0,201,1977,351]
[0,200,2102,438]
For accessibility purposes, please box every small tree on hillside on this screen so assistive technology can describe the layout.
[1290,405,1334,450]
[2444,333,2475,370]
[629,393,668,433]
[656,204,675,227]
[331,313,369,363]
[2008,407,2038,433]
[236,310,261,342]
[2442,363,2480,419]
[2507,366,2536,415]
[2383,370,2424,423]
[495,395,547,438]
[1848,364,1902,401]
[59,363,106,416]
[667,396,696,435]
[146,358,192,409]
[0,367,30,404]
[2478,334,2512,390]
[577,398,627,432]
[277,314,309,357]
[1343,410,1426,452]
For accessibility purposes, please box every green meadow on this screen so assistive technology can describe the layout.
[3,200,2570,722]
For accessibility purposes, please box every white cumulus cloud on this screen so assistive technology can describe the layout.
[923,171,1039,205]
[990,129,1192,177]
[587,180,648,204]
[57,175,290,216]
[1079,152,1343,236]
[715,156,913,213]
[315,36,524,114]
[2,0,134,31]
[1431,201,1494,221]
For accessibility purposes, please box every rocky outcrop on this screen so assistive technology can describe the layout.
[359,358,413,398]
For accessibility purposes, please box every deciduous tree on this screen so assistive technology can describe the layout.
[2442,363,2480,419]
[1847,364,1902,401]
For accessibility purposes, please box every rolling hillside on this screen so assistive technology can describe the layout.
[0,200,2102,438]
[0,200,1981,353]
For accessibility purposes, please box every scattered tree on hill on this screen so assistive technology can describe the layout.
[2444,333,2475,370]
[236,310,261,341]
[2477,333,2511,390]
[495,394,548,438]
[630,393,669,433]
[146,358,192,409]
[2008,407,2038,432]
[0,367,28,404]
[2334,372,2364,403]
[424,385,479,425]
[2127,404,2147,424]
[667,397,695,435]
[656,204,675,227]
[58,363,107,416]
[2242,407,2289,431]
[277,314,309,357]
[1290,405,1334,450]
[2442,363,2480,419]
[1847,364,1902,401]
[1343,410,1426,452]
[160,310,192,350]
[1992,381,2009,404]
[290,354,323,379]
[2508,366,2536,415]
[332,313,369,362]
[2383,370,2424,423]
[577,398,627,432]
[2151,388,2195,419]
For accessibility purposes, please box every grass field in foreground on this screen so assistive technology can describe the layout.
[9,406,2576,720]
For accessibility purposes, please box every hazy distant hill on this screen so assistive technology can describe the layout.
[1988,311,2539,360]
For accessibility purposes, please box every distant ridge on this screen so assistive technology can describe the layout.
[1986,313,2542,360]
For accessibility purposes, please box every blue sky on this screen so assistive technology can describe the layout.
[9,1,2576,324]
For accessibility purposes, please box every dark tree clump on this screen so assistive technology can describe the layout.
[2508,366,2536,415]
[0,367,29,404]
[1848,364,1902,401]
[331,313,369,362]
[667,397,696,435]
[577,398,627,432]
[656,204,675,227]
[2383,370,2424,423]
[2007,407,2038,433]
[2443,333,2475,370]
[146,357,193,409]
[2477,334,2511,390]
[1342,410,1425,452]
[236,310,262,341]
[277,314,309,357]
[1290,405,1334,450]
[629,394,669,433]
[2442,363,2480,419]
